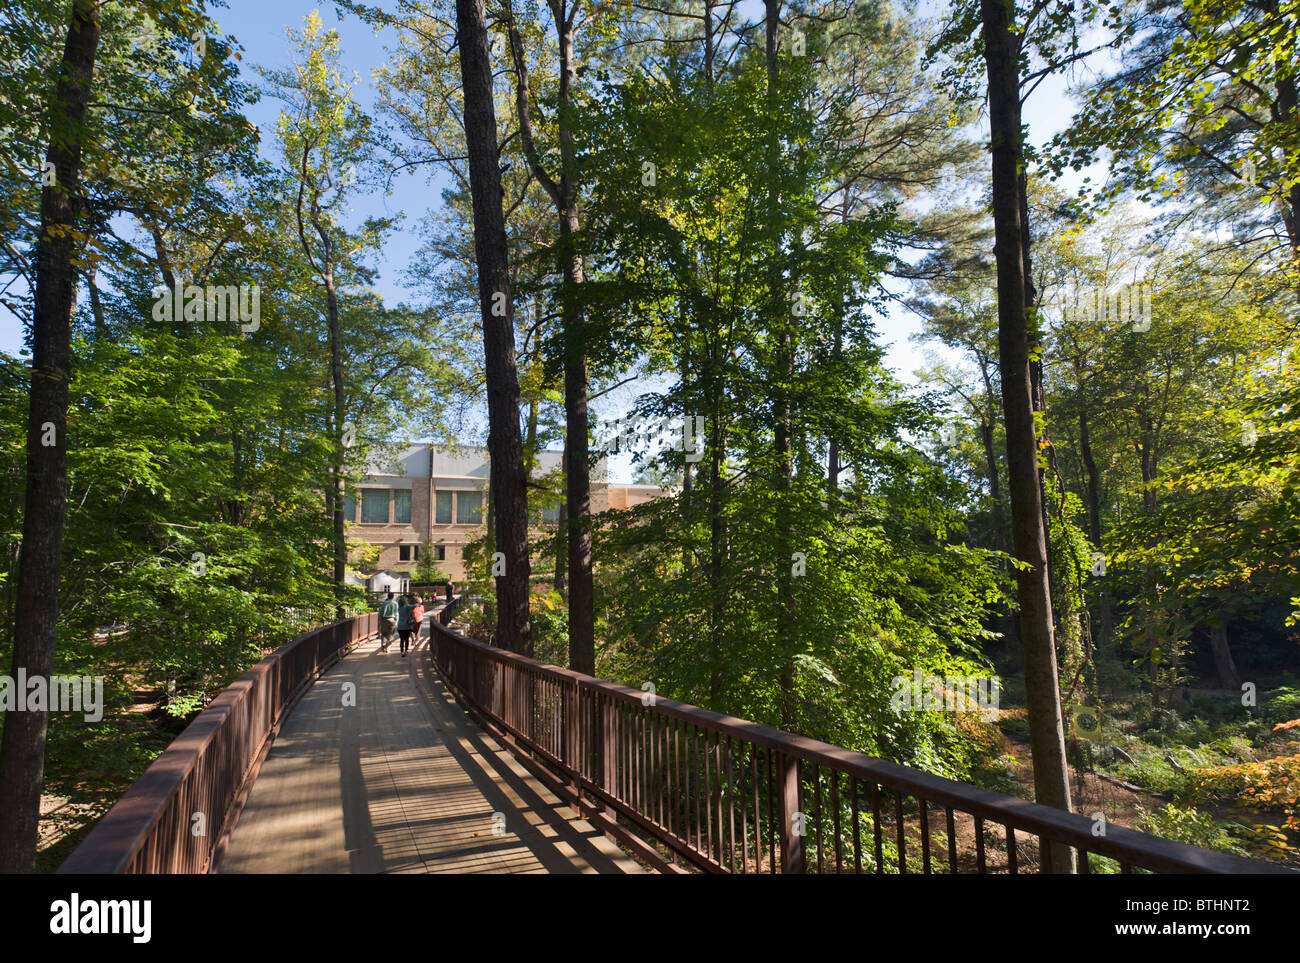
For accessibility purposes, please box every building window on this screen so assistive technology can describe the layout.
[432,544,446,561]
[435,490,452,524]
[399,544,419,562]
[456,491,482,525]
[393,489,411,524]
[343,494,356,522]
[541,503,560,525]
[361,488,389,524]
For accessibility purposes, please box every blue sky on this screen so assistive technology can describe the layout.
[219,1,435,311]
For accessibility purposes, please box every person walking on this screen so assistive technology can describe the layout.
[407,596,425,657]
[441,580,456,626]
[397,594,415,656]
[378,590,399,651]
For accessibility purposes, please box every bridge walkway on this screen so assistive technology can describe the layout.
[220,617,642,874]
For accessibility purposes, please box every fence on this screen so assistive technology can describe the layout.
[59,613,378,874]
[284,602,368,635]
[439,593,465,625]
[428,619,1291,875]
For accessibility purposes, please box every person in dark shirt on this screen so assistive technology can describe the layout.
[396,595,415,655]
[377,591,399,651]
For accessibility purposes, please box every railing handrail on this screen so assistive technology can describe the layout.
[58,612,377,874]
[428,619,1293,875]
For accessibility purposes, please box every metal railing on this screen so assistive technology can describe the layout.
[428,619,1292,875]
[439,593,465,625]
[59,613,378,874]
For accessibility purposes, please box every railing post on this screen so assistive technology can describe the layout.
[778,752,805,873]
[565,678,580,794]
[601,696,617,812]
[560,679,571,765]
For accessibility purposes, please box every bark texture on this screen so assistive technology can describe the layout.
[0,0,102,873]
[457,0,532,653]
[980,0,1075,871]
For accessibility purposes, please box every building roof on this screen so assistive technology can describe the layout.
[362,444,594,481]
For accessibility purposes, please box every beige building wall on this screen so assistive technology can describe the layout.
[345,445,667,583]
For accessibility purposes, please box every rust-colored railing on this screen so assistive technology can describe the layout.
[428,619,1291,875]
[59,613,378,874]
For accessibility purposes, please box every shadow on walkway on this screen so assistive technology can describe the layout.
[220,618,642,874]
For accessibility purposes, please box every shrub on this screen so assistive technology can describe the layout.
[1191,753,1300,835]
[1136,803,1247,856]
[1263,688,1300,725]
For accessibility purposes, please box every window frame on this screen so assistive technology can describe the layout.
[359,488,390,524]
[455,490,483,525]
[393,488,412,524]
[435,490,453,525]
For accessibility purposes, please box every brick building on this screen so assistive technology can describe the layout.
[344,444,666,582]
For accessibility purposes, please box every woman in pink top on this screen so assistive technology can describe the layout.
[404,598,425,657]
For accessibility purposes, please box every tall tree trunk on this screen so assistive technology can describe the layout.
[1135,421,1158,513]
[981,373,1017,654]
[708,373,726,706]
[561,219,593,674]
[682,315,693,494]
[554,501,568,598]
[557,32,594,678]
[1079,408,1113,652]
[292,131,348,621]
[983,415,1019,657]
[525,386,539,467]
[1267,0,1300,253]
[1209,620,1243,691]
[980,0,1074,869]
[0,0,101,874]
[1079,411,1101,545]
[981,418,1008,553]
[457,0,531,654]
[86,265,105,336]
[326,278,347,620]
[506,0,592,673]
[149,221,177,296]
[827,202,847,494]
[682,331,694,578]
[231,431,245,527]
[765,0,797,728]
[1020,168,1060,635]
[704,0,715,90]
[706,299,727,705]
[555,437,567,598]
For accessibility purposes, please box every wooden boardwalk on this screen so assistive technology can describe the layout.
[220,616,643,874]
